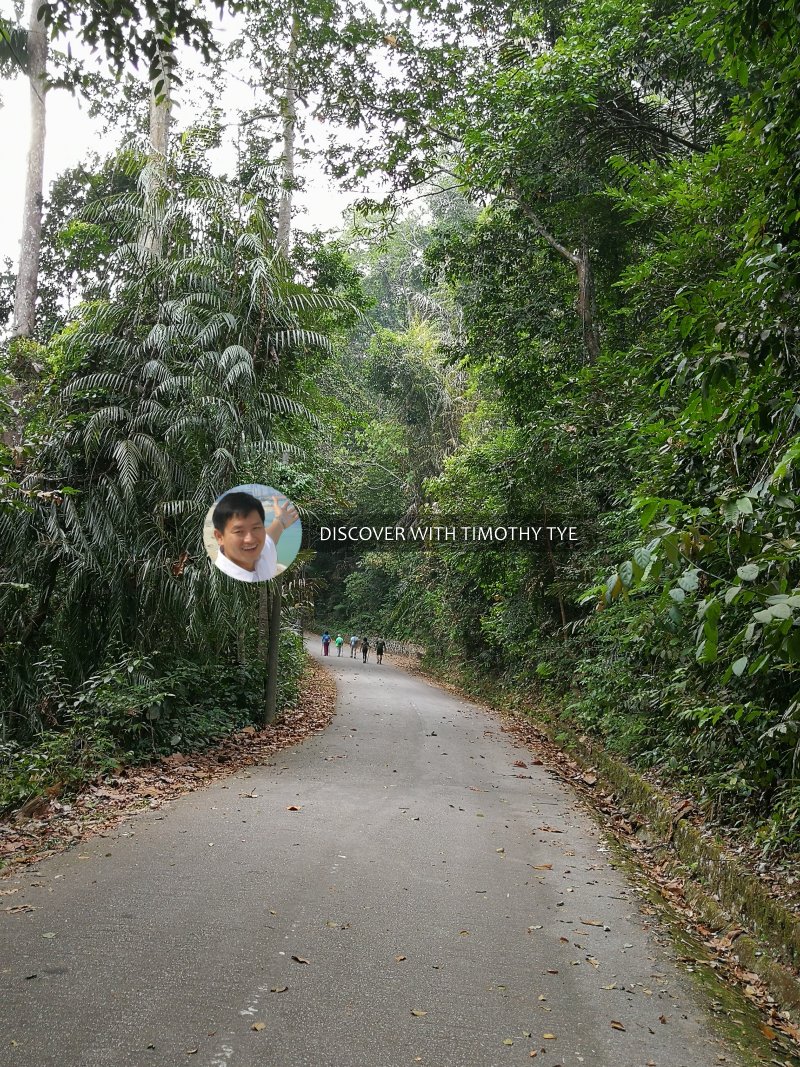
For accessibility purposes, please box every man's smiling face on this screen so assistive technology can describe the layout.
[214,509,267,571]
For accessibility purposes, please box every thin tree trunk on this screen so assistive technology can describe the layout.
[513,191,601,363]
[12,0,48,338]
[140,56,172,259]
[276,15,298,253]
[262,17,298,724]
[148,64,171,158]
[264,576,282,725]
[576,241,600,362]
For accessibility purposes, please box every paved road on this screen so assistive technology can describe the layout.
[1,642,742,1067]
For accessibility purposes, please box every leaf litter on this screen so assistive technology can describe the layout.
[0,658,336,874]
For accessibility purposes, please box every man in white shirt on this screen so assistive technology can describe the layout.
[212,491,298,583]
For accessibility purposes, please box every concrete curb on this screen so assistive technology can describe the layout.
[415,661,800,1017]
[565,724,800,1012]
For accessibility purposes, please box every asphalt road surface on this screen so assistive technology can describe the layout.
[1,641,744,1067]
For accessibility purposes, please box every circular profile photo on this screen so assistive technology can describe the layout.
[204,484,302,583]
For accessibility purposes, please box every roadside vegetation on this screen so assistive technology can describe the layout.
[2,0,800,856]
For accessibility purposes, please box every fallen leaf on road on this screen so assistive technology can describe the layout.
[42,932,56,938]
[270,986,288,993]
[459,930,470,936]
[538,825,563,833]
[186,1049,199,1055]
[251,1022,266,1031]
[291,955,310,964]
[532,864,552,870]
[395,955,407,962]
[610,1021,626,1031]
[601,983,616,990]
[513,760,527,768]
[758,1023,777,1040]
[580,919,603,927]
[410,1009,427,1017]
[286,805,302,811]
[503,1039,514,1046]
[239,791,259,798]
[543,1033,556,1040]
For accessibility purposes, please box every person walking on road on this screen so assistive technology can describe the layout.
[349,634,358,658]
[375,638,386,664]
[322,631,331,656]
[361,637,370,663]
[335,634,344,657]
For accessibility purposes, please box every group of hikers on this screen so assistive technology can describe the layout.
[320,631,386,664]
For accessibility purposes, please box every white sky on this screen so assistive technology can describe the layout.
[0,4,374,266]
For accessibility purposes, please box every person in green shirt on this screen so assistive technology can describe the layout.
[335,634,344,656]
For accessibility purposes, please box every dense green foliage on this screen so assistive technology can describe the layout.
[317,0,800,850]
[3,0,800,852]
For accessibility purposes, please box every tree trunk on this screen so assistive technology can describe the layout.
[276,15,298,252]
[576,242,600,363]
[262,17,298,724]
[513,191,601,364]
[140,56,172,259]
[12,0,48,338]
[264,577,282,725]
[148,63,171,158]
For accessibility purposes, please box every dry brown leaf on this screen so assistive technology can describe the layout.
[513,760,527,768]
[580,919,603,927]
[610,1021,626,1031]
[543,1033,556,1040]
[270,986,288,993]
[410,1009,427,1017]
[394,954,407,962]
[286,805,302,811]
[291,955,310,964]
[532,863,552,870]
[251,1022,266,1032]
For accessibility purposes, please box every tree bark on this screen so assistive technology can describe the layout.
[276,15,298,252]
[149,70,171,159]
[264,576,282,725]
[140,55,172,259]
[576,241,600,362]
[12,0,48,338]
[262,16,298,725]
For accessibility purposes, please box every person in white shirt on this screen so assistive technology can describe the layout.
[212,491,298,583]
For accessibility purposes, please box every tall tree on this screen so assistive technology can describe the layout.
[12,0,48,338]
